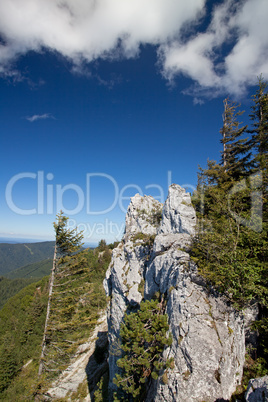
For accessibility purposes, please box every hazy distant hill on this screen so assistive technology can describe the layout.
[5,259,53,280]
[0,241,54,276]
[0,242,112,399]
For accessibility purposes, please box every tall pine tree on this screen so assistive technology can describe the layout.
[247,76,268,173]
[192,81,268,374]
[220,97,249,182]
[247,76,268,221]
[38,211,84,375]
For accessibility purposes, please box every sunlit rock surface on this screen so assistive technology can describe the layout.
[104,184,246,401]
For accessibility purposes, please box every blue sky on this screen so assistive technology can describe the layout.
[0,0,267,245]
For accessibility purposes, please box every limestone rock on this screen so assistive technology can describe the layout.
[124,193,162,240]
[245,375,268,402]
[158,183,196,236]
[104,239,151,387]
[144,235,244,402]
[104,193,162,390]
[104,184,247,401]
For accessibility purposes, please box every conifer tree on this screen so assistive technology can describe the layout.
[38,211,84,375]
[192,81,268,371]
[114,297,173,401]
[247,76,268,218]
[247,76,268,173]
[53,211,84,258]
[220,98,249,181]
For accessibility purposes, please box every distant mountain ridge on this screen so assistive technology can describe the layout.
[0,241,54,276]
[0,237,52,244]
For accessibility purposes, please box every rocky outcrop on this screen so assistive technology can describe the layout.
[104,193,162,386]
[245,375,268,402]
[104,184,246,401]
[158,184,196,236]
[124,193,162,239]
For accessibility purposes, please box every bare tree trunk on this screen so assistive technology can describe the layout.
[38,243,57,376]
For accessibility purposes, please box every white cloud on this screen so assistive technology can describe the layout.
[0,0,268,97]
[0,0,204,64]
[222,0,268,92]
[25,113,55,122]
[160,0,268,97]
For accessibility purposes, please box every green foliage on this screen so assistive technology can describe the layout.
[94,373,109,402]
[192,184,268,308]
[132,232,156,247]
[40,246,111,380]
[113,297,173,400]
[192,79,268,373]
[98,239,107,251]
[220,97,250,181]
[231,354,268,401]
[0,241,54,276]
[247,76,268,222]
[138,279,145,297]
[0,276,37,310]
[150,208,163,226]
[248,76,268,169]
[108,241,120,250]
[54,211,84,258]
[5,258,53,280]
[0,213,114,399]
[36,213,113,390]
[252,314,268,357]
[0,277,49,395]
[136,205,162,227]
[94,377,104,402]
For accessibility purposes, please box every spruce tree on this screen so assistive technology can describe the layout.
[192,82,268,373]
[113,297,173,401]
[220,98,249,182]
[247,76,268,222]
[38,211,84,375]
[54,211,84,258]
[247,76,268,173]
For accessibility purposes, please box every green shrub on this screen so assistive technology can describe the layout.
[113,297,173,400]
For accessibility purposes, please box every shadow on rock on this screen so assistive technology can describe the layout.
[85,330,109,399]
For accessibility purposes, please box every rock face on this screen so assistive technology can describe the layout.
[245,375,268,402]
[104,193,162,387]
[159,184,196,236]
[104,184,246,401]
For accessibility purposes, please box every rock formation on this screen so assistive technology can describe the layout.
[245,375,268,402]
[104,184,247,401]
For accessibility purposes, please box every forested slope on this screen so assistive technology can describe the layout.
[4,259,53,280]
[0,277,39,310]
[0,277,49,398]
[0,241,54,275]
[0,234,113,401]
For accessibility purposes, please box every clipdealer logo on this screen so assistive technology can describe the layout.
[4,170,263,239]
[5,170,196,216]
